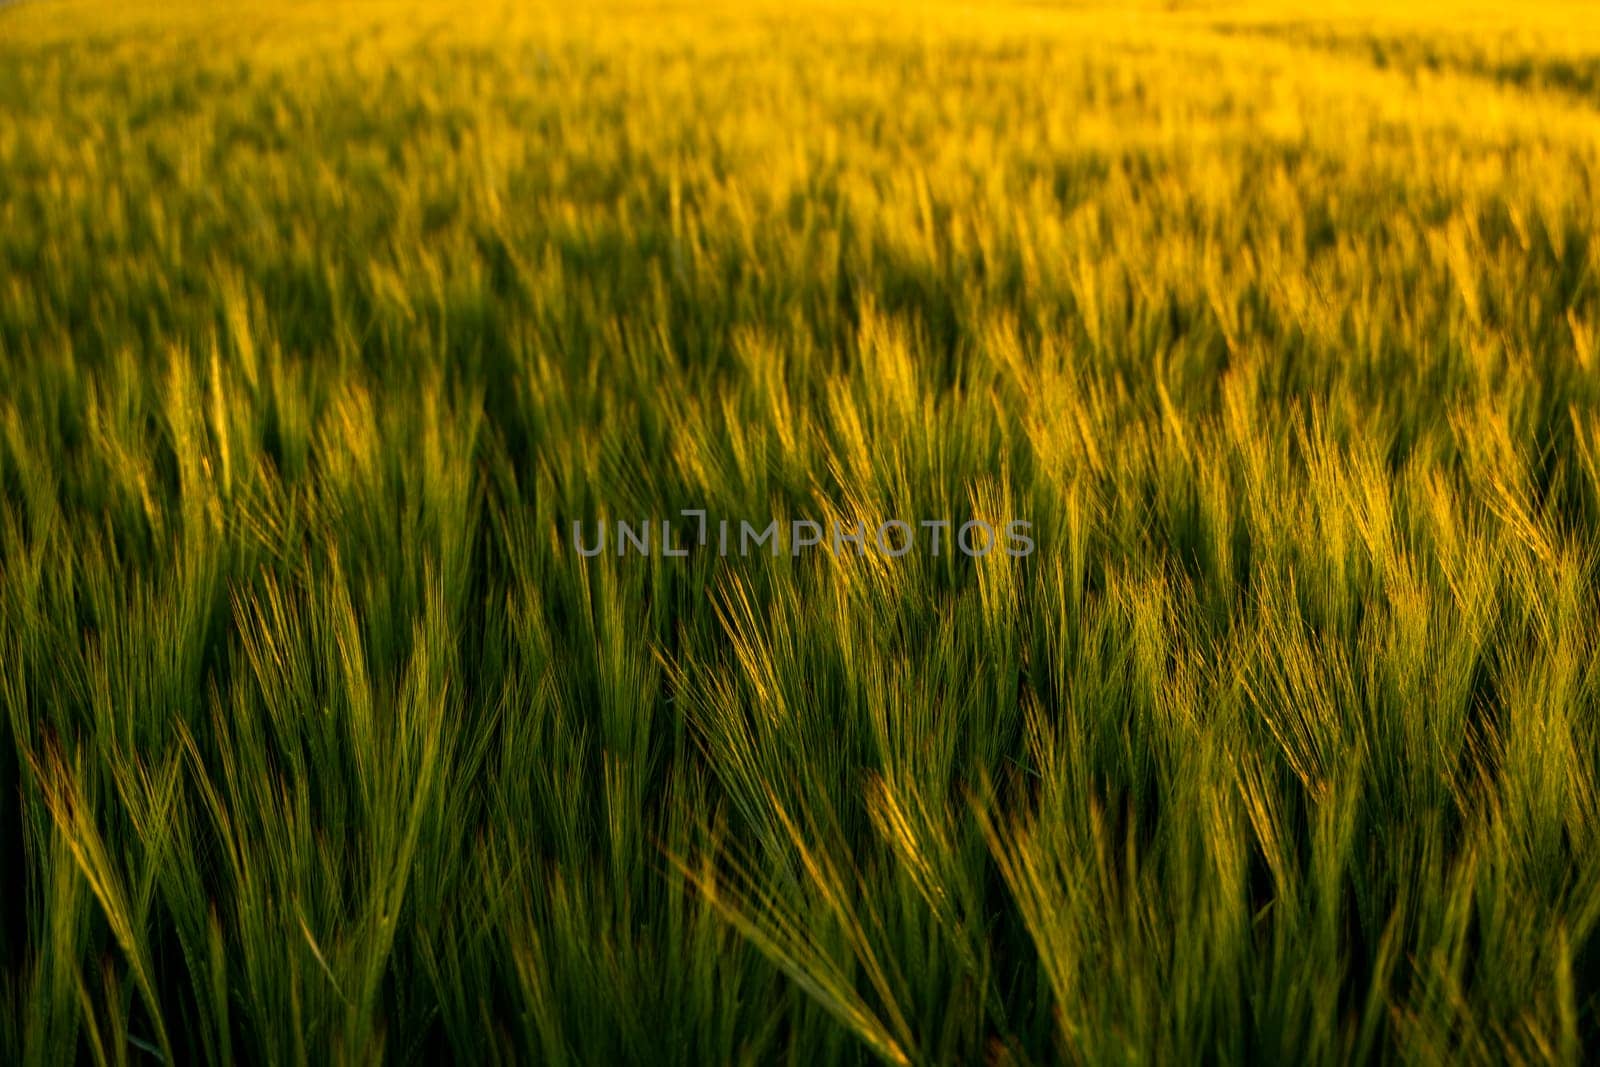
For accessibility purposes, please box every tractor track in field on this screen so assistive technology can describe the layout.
[1209,20,1600,114]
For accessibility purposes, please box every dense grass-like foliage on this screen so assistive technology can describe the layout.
[4,0,1600,1062]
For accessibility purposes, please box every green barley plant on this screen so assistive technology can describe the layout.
[3,0,1600,1061]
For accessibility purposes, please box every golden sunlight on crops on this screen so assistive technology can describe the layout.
[4,0,1600,1062]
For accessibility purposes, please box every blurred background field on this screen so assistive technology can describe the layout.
[3,1,1600,1062]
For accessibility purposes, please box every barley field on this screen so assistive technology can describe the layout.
[3,0,1600,1062]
